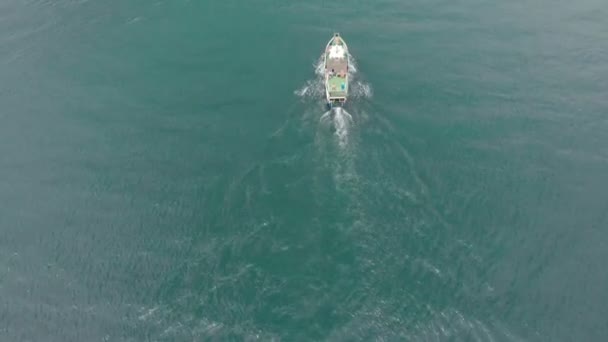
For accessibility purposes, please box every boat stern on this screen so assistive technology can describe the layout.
[327,96,346,108]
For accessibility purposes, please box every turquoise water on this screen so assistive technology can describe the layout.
[1,0,607,341]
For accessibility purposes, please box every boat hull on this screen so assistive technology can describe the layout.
[323,33,349,106]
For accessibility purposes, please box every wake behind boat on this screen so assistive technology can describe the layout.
[323,33,349,107]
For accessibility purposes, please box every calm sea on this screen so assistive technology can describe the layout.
[1,0,607,341]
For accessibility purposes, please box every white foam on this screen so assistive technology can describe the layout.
[333,107,353,149]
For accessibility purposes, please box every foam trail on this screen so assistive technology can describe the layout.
[336,107,353,121]
[318,107,352,148]
[347,53,357,74]
[333,107,352,149]
[315,56,325,76]
[320,110,332,124]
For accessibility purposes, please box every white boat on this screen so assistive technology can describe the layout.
[323,33,349,107]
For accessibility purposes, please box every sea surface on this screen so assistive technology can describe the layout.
[1,0,607,341]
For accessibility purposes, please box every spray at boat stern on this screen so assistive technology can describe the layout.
[319,106,353,149]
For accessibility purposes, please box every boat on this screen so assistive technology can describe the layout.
[323,33,349,107]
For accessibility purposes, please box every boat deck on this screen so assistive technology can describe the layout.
[325,58,347,75]
[327,75,347,98]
